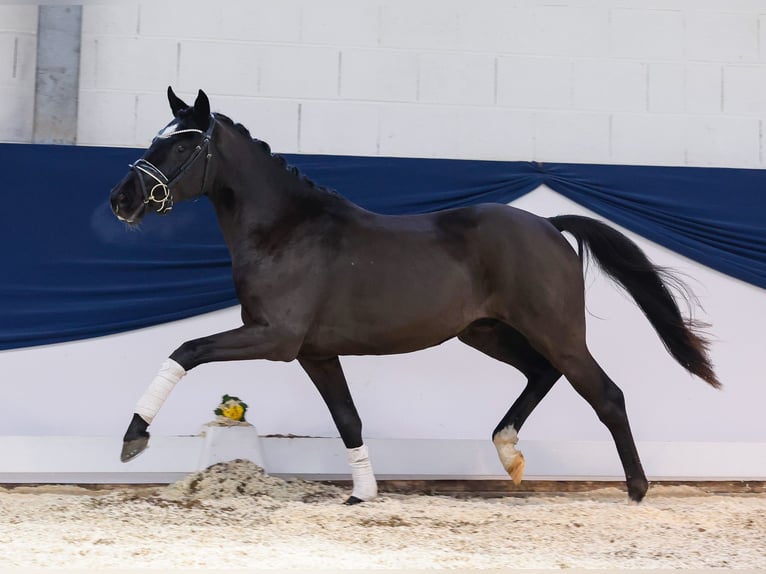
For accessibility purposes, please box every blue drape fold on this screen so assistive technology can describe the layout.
[1,144,763,350]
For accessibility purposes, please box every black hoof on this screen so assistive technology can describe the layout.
[344,496,364,505]
[121,435,150,462]
[627,478,649,503]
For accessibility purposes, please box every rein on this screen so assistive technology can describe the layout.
[129,116,215,214]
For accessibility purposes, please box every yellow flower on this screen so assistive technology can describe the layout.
[221,404,244,421]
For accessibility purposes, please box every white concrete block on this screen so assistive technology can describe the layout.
[455,2,532,53]
[456,108,535,162]
[648,63,684,113]
[82,4,139,36]
[610,8,683,60]
[418,53,495,106]
[0,85,33,142]
[258,45,339,99]
[0,32,36,87]
[760,15,766,62]
[341,49,418,102]
[81,36,178,92]
[0,35,14,83]
[378,105,459,159]
[528,5,609,57]
[686,11,758,63]
[534,111,610,164]
[379,1,459,49]
[610,114,686,166]
[0,6,38,33]
[212,97,300,153]
[178,41,260,96]
[301,0,379,46]
[221,0,301,43]
[139,2,223,39]
[497,56,572,109]
[723,65,766,116]
[685,116,759,167]
[76,90,138,146]
[685,63,722,114]
[300,101,379,156]
[572,60,646,112]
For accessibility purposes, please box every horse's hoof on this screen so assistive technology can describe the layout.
[627,478,649,503]
[344,496,364,505]
[120,435,150,462]
[507,452,526,485]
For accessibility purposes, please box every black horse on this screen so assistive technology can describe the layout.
[110,88,719,504]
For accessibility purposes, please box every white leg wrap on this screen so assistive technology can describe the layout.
[135,359,186,424]
[347,444,378,501]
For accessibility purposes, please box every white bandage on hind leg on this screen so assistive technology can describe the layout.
[347,444,378,501]
[135,359,186,424]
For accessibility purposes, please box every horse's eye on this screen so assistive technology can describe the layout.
[176,144,186,153]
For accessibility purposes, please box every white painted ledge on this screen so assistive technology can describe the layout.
[1,432,765,484]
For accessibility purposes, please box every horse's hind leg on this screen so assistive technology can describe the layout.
[298,355,377,505]
[528,325,649,502]
[557,350,648,502]
[458,320,562,485]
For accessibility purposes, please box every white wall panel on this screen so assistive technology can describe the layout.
[257,45,339,98]
[340,49,417,102]
[417,53,495,106]
[496,56,572,109]
[610,8,684,60]
[723,65,766,116]
[647,63,685,113]
[529,5,609,58]
[611,114,686,165]
[685,116,760,167]
[572,60,647,112]
[300,101,379,155]
[534,111,610,163]
[0,6,37,142]
[685,11,758,63]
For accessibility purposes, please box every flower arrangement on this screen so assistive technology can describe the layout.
[214,394,249,423]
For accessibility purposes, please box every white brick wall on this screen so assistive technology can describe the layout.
[5,1,766,167]
[0,6,37,142]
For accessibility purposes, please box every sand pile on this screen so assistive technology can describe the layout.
[159,459,343,502]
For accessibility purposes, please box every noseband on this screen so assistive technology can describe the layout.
[129,116,215,214]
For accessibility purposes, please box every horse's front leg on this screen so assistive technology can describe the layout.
[298,356,377,505]
[120,325,302,462]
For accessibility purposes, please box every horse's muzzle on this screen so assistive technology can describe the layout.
[110,178,146,224]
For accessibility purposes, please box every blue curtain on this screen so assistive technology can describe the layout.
[1,144,763,350]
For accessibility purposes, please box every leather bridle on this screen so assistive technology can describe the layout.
[129,115,215,214]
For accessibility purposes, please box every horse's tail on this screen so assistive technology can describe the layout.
[548,214,720,389]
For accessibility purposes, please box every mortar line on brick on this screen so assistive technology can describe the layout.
[337,51,342,97]
[176,42,181,87]
[136,4,141,36]
[645,63,650,112]
[12,36,18,79]
[297,103,302,152]
[720,66,724,113]
[608,114,613,160]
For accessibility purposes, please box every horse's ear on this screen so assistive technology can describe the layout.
[192,89,211,129]
[167,86,188,117]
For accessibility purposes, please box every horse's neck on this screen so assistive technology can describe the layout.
[207,153,311,250]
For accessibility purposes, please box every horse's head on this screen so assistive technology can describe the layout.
[110,87,215,224]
